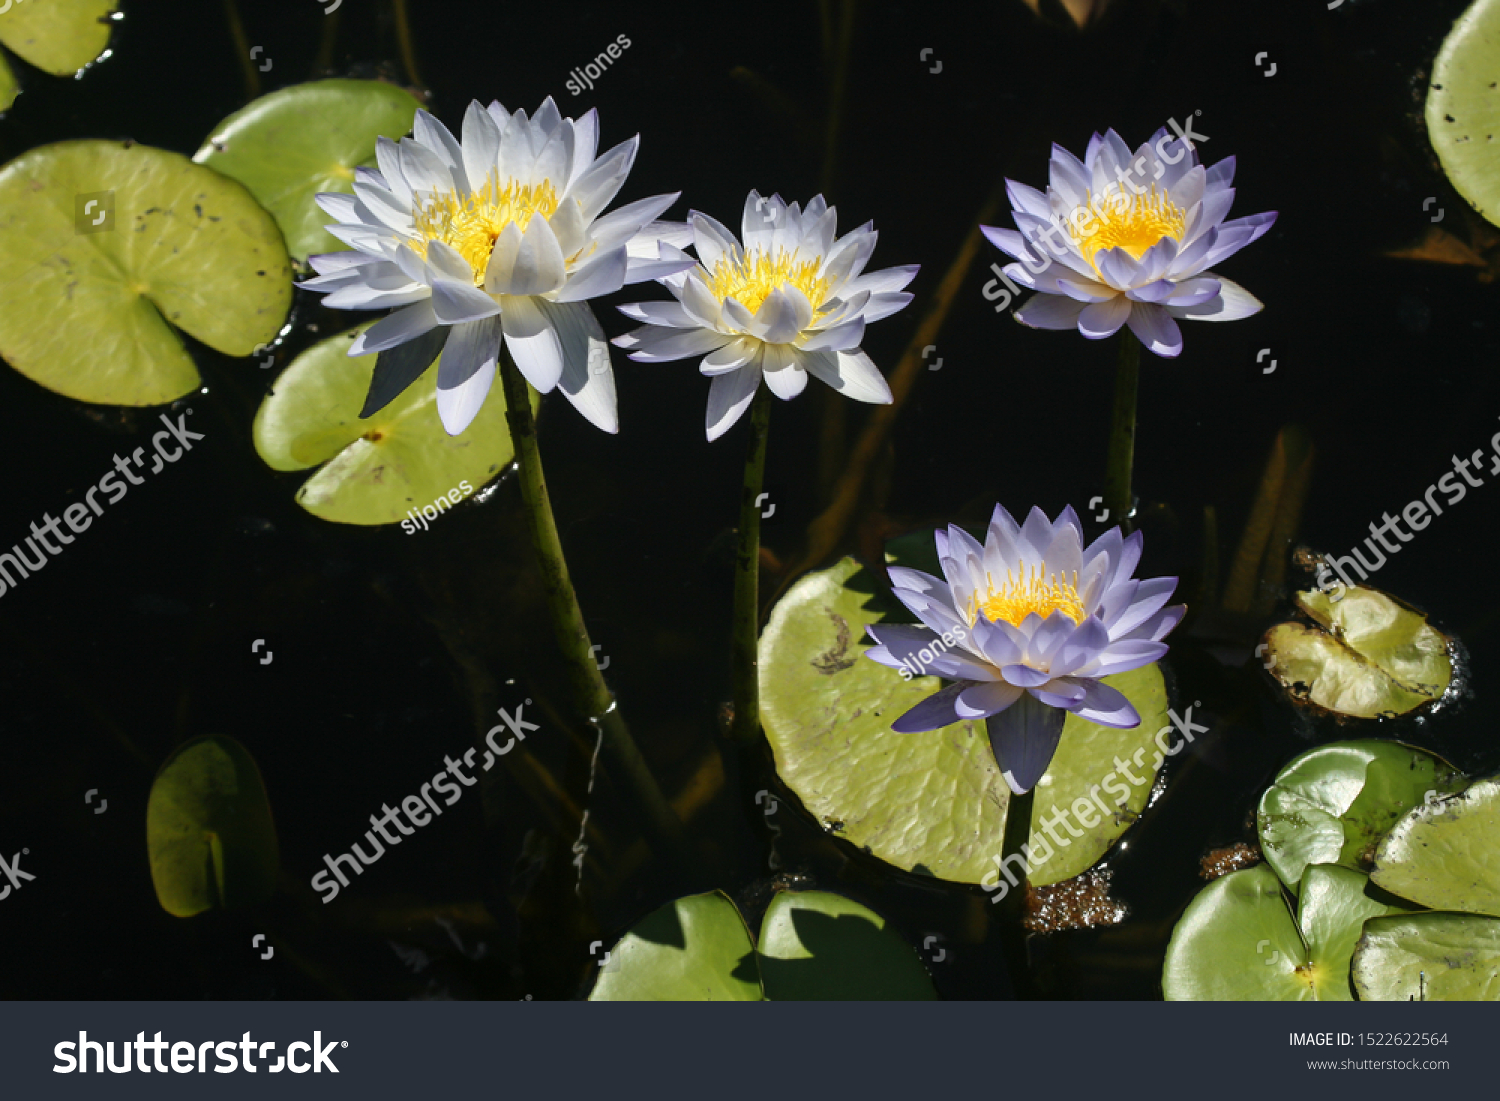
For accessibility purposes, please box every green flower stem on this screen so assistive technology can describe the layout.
[1103,334,1139,530]
[731,386,774,745]
[997,786,1037,997]
[498,351,691,865]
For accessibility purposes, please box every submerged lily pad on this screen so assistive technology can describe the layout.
[194,80,423,260]
[1353,913,1500,1000]
[1257,740,1464,893]
[1372,778,1500,916]
[1262,586,1453,718]
[760,555,1171,887]
[253,324,530,526]
[1162,862,1407,1001]
[146,735,278,918]
[0,0,115,84]
[0,140,291,405]
[1427,0,1500,227]
[590,889,937,1001]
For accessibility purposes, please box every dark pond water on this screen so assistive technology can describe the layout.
[1,0,1496,1000]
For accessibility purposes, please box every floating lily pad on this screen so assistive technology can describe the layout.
[757,890,937,1000]
[252,323,531,526]
[1352,913,1500,1000]
[146,735,278,918]
[588,891,761,1002]
[0,0,115,80]
[1257,740,1464,893]
[760,555,1171,887]
[0,53,15,113]
[0,140,291,405]
[1262,586,1453,718]
[1372,777,1500,916]
[194,80,423,260]
[1296,864,1416,1001]
[1427,0,1500,227]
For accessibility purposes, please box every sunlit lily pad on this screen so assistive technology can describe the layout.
[1262,586,1453,718]
[0,0,115,81]
[1352,913,1500,1000]
[1372,778,1500,916]
[1162,862,1407,1001]
[757,890,937,1000]
[1257,740,1464,893]
[194,80,423,260]
[252,323,531,526]
[0,140,291,404]
[146,735,278,918]
[1427,0,1500,227]
[760,555,1170,887]
[589,891,761,1001]
[590,889,937,1001]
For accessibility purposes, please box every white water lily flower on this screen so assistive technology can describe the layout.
[982,128,1276,357]
[612,191,918,440]
[299,97,693,435]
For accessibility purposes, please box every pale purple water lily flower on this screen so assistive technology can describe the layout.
[981,128,1276,357]
[864,505,1184,794]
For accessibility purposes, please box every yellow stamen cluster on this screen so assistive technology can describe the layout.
[705,247,829,315]
[411,176,560,286]
[1070,184,1186,276]
[968,566,1086,628]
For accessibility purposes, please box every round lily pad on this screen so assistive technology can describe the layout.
[146,734,278,919]
[194,80,423,260]
[1296,864,1416,1001]
[0,0,115,78]
[0,140,291,405]
[1353,913,1500,1000]
[758,890,937,1000]
[759,555,1171,887]
[1427,0,1500,226]
[589,890,762,1001]
[253,323,532,526]
[1257,740,1464,893]
[1372,777,1500,916]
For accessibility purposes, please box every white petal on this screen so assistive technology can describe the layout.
[537,299,618,433]
[567,136,639,223]
[1014,293,1086,331]
[430,278,502,324]
[705,365,762,441]
[436,316,502,435]
[500,294,565,392]
[554,245,627,303]
[799,348,892,404]
[1078,295,1133,339]
[1166,275,1263,322]
[461,101,502,191]
[1125,302,1183,358]
[761,343,806,399]
[348,299,439,356]
[700,337,760,375]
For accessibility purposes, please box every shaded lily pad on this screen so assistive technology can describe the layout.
[1261,586,1453,718]
[588,891,761,1002]
[0,0,115,82]
[0,140,291,405]
[1257,740,1464,893]
[1427,0,1500,227]
[1372,777,1500,916]
[146,735,278,918]
[1352,913,1500,1000]
[758,890,937,1000]
[760,555,1170,887]
[0,53,15,113]
[194,80,423,260]
[252,323,531,526]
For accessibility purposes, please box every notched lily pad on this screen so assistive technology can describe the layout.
[0,0,116,95]
[1257,739,1464,893]
[1372,777,1500,916]
[252,323,531,526]
[194,79,424,260]
[146,735,278,918]
[588,890,761,1002]
[760,555,1170,887]
[0,140,291,405]
[1427,0,1500,227]
[1261,584,1453,718]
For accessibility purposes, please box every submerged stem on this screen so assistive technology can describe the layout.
[731,386,774,745]
[1103,334,1139,531]
[497,351,690,866]
[996,786,1036,997]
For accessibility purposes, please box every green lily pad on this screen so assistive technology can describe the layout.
[1296,864,1416,1001]
[252,323,531,526]
[1262,586,1453,718]
[589,890,762,1001]
[1427,0,1500,227]
[757,890,937,1000]
[194,80,423,260]
[1352,913,1500,1000]
[759,556,1171,887]
[146,735,278,918]
[0,0,115,77]
[0,140,291,405]
[1372,777,1500,916]
[0,53,15,113]
[1257,740,1464,893]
